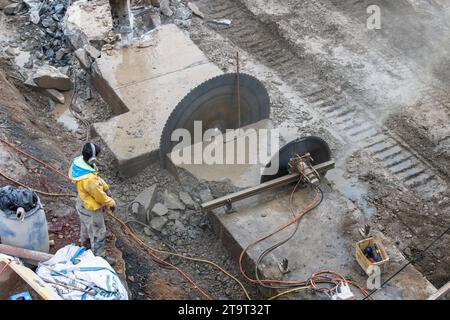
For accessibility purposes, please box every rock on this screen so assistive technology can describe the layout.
[150,13,161,28]
[175,5,192,20]
[131,185,158,224]
[85,45,101,59]
[54,3,65,14]
[188,2,204,19]
[174,19,191,29]
[41,16,55,28]
[0,0,12,10]
[150,216,168,231]
[33,65,72,91]
[199,188,213,203]
[55,48,67,61]
[160,0,173,17]
[152,203,168,217]
[74,48,91,69]
[167,210,180,220]
[151,0,160,7]
[5,47,18,56]
[179,191,195,209]
[173,220,185,232]
[64,0,113,49]
[143,227,153,236]
[163,190,185,210]
[3,3,18,15]
[44,89,65,104]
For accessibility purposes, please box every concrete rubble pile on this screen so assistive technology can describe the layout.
[127,185,215,244]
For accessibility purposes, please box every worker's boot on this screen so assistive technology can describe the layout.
[151,0,160,7]
[77,239,91,249]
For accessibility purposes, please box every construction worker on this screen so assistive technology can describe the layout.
[69,143,116,265]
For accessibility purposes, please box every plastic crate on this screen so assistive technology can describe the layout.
[356,237,389,276]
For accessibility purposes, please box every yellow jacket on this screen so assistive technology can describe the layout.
[68,156,116,212]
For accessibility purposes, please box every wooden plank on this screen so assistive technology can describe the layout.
[0,254,62,300]
[428,281,450,300]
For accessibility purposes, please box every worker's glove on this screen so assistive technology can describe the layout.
[106,190,112,197]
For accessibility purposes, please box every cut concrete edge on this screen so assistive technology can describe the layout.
[207,207,437,300]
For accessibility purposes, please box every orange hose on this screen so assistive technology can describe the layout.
[106,210,214,300]
[0,136,71,181]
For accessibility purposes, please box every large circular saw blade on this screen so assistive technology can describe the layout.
[260,136,332,183]
[160,73,270,167]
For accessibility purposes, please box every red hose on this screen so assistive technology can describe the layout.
[0,136,71,181]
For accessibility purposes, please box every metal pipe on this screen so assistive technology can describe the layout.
[201,160,335,211]
[0,243,53,265]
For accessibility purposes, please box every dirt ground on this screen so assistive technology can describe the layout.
[0,0,449,300]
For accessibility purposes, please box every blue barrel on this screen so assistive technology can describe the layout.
[0,196,49,253]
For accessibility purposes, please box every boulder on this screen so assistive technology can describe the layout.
[32,65,72,91]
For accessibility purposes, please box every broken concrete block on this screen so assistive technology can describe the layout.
[132,184,158,223]
[64,0,113,49]
[179,191,195,209]
[163,190,185,210]
[199,188,213,203]
[175,5,191,20]
[150,0,160,7]
[152,203,168,217]
[173,220,185,232]
[45,89,65,104]
[85,45,101,59]
[150,13,161,27]
[32,65,72,91]
[188,2,204,19]
[3,3,18,15]
[150,216,168,231]
[160,0,173,17]
[167,210,180,220]
[74,48,91,69]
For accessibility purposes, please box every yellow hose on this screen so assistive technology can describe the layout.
[106,211,252,300]
[268,286,311,300]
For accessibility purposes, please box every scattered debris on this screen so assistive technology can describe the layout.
[188,2,204,19]
[207,19,232,26]
[163,190,185,211]
[32,65,72,91]
[160,0,173,17]
[151,203,168,217]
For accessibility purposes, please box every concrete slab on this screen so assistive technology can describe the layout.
[207,185,437,299]
[169,120,299,188]
[91,24,222,176]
